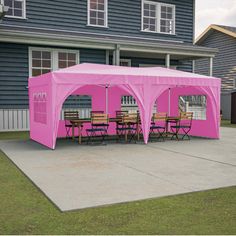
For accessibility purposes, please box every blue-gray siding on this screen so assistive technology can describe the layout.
[195,30,236,91]
[0,42,193,109]
[2,0,194,43]
[0,43,29,108]
[221,93,231,120]
[0,43,107,109]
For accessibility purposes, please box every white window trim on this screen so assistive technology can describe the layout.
[87,0,108,28]
[4,0,26,19]
[120,59,131,67]
[29,47,80,77]
[141,0,175,35]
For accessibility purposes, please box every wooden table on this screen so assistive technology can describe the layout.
[70,118,90,144]
[122,121,140,142]
[165,116,180,135]
[70,117,119,144]
[70,117,140,144]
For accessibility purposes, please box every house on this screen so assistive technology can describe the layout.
[0,0,217,131]
[195,24,236,120]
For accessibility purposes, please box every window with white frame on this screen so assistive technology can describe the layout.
[88,0,107,27]
[160,4,175,34]
[58,52,77,69]
[143,2,157,32]
[179,95,207,120]
[31,50,52,77]
[142,0,175,34]
[4,0,26,18]
[29,48,79,77]
[121,95,157,113]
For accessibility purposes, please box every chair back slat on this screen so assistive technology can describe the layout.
[90,111,104,117]
[152,112,167,122]
[180,112,193,120]
[180,112,193,126]
[122,113,138,123]
[116,110,128,122]
[116,110,128,117]
[91,113,109,125]
[64,111,79,120]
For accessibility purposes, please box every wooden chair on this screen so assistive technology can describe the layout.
[150,112,167,141]
[86,113,109,144]
[115,110,128,134]
[170,112,193,140]
[116,112,138,143]
[64,111,80,138]
[116,110,128,118]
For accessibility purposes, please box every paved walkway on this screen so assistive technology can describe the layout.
[0,127,235,211]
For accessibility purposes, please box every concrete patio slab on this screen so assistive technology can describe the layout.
[0,127,236,211]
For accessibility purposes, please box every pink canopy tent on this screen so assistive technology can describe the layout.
[28,63,221,149]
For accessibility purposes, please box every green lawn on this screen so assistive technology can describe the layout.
[221,120,236,128]
[0,132,236,234]
[0,131,29,140]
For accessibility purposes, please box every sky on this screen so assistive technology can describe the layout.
[195,0,236,39]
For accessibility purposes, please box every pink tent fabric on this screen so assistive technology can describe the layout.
[28,63,221,149]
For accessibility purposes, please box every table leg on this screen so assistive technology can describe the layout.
[125,124,128,142]
[72,123,75,140]
[78,124,82,144]
[137,122,140,141]
[166,121,168,137]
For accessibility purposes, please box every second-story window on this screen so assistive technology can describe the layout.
[160,5,175,34]
[88,0,107,27]
[142,1,175,34]
[143,2,157,32]
[4,0,26,18]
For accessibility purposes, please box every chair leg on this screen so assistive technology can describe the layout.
[157,127,166,142]
[116,130,120,142]
[116,128,125,143]
[101,129,107,144]
[149,129,155,142]
[128,129,136,143]
[86,131,91,145]
[65,127,71,138]
[128,124,137,143]
[181,127,191,140]
[170,126,180,141]
[128,130,134,143]
[150,124,167,142]
[86,130,95,145]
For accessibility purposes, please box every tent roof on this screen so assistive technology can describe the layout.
[29,63,221,88]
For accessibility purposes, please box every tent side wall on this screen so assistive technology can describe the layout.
[57,85,136,138]
[157,86,220,139]
[57,85,107,137]
[54,82,220,148]
[29,76,54,149]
